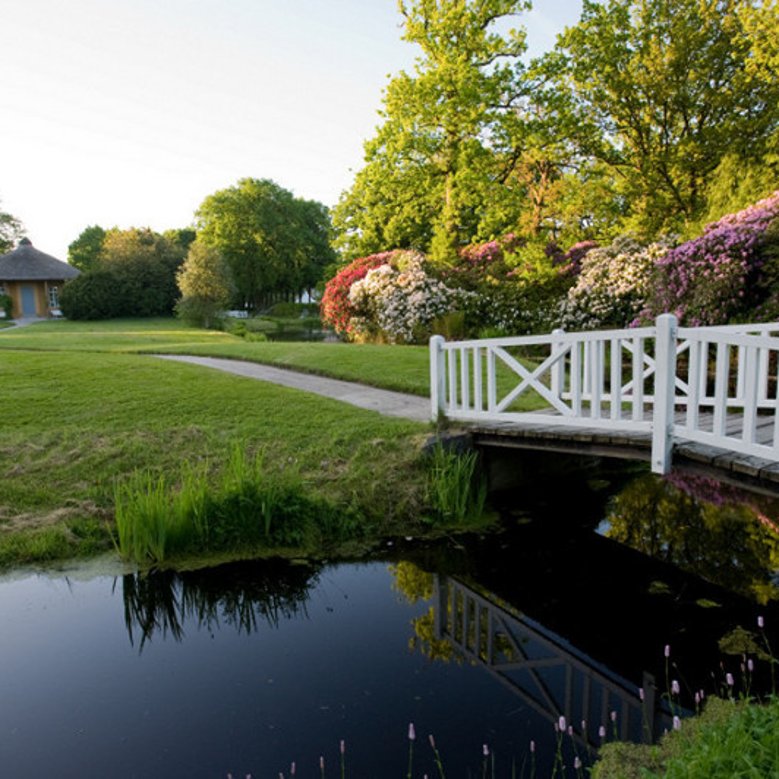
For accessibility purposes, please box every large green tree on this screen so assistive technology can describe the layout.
[195,178,335,311]
[67,225,106,272]
[61,227,187,319]
[0,201,24,254]
[100,227,185,316]
[333,0,531,263]
[553,0,779,236]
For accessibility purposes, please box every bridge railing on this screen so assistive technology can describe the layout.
[430,315,779,474]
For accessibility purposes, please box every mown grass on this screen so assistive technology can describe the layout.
[0,318,548,408]
[0,317,235,353]
[0,347,434,566]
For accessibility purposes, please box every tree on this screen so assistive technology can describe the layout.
[554,0,779,236]
[60,227,187,319]
[68,225,106,272]
[333,0,531,264]
[100,227,186,316]
[195,178,335,311]
[0,201,24,254]
[175,239,232,328]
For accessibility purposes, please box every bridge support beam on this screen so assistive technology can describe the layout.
[430,335,447,422]
[651,314,678,474]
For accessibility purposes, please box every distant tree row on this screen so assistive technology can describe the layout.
[62,178,335,322]
[333,0,779,262]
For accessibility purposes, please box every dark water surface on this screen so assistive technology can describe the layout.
[1,455,778,778]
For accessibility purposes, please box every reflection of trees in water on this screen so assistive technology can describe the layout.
[390,561,456,662]
[607,473,779,603]
[122,560,320,650]
[390,561,518,663]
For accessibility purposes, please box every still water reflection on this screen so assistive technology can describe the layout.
[1,457,777,778]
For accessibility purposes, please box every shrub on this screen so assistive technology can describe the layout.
[320,251,397,335]
[447,236,579,336]
[59,268,125,320]
[648,190,779,325]
[0,292,13,319]
[348,251,467,343]
[562,235,669,329]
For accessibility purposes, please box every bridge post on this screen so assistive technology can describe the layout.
[651,314,678,474]
[551,328,566,399]
[430,335,447,422]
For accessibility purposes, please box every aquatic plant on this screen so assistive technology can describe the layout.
[425,443,487,524]
[113,444,348,564]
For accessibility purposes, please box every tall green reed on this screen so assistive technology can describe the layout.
[426,443,487,523]
[113,443,346,565]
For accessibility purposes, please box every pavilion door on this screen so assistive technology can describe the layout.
[21,285,37,316]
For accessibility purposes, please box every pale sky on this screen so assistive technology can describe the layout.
[1,0,582,260]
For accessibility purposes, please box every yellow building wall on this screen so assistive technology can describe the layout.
[1,281,56,318]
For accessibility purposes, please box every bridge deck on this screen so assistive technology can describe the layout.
[468,411,779,489]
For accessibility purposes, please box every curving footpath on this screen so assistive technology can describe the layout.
[155,355,431,423]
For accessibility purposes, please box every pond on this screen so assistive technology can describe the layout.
[1,454,777,778]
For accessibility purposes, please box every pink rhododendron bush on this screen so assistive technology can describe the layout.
[321,250,466,343]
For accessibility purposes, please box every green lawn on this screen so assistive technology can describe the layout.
[0,317,547,406]
[0,346,431,566]
[0,317,546,566]
[0,318,433,395]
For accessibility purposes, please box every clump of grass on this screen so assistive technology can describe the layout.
[593,695,779,778]
[0,527,73,565]
[426,443,487,523]
[114,443,352,565]
[0,517,113,567]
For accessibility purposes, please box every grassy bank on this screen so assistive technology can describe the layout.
[593,696,779,778]
[0,320,504,568]
[0,347,438,565]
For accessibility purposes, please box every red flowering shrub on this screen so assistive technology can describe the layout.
[320,252,397,335]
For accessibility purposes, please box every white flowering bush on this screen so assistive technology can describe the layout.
[561,236,671,329]
[348,251,465,343]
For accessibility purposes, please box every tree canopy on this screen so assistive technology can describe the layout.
[195,178,335,311]
[554,0,779,235]
[333,0,532,262]
[175,239,232,328]
[0,201,25,254]
[333,0,779,258]
[60,226,188,319]
[68,225,106,272]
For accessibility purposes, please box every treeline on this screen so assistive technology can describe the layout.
[334,0,779,261]
[61,178,335,321]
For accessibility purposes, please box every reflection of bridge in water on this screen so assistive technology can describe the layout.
[434,576,675,748]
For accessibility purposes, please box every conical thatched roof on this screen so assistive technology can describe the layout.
[0,238,80,281]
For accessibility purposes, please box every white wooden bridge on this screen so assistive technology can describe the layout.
[430,315,779,480]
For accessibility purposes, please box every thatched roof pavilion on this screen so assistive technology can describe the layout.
[0,238,80,318]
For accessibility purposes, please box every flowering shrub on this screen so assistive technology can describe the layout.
[320,251,397,335]
[443,236,580,336]
[348,251,466,343]
[447,234,522,290]
[648,191,779,325]
[561,236,669,329]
